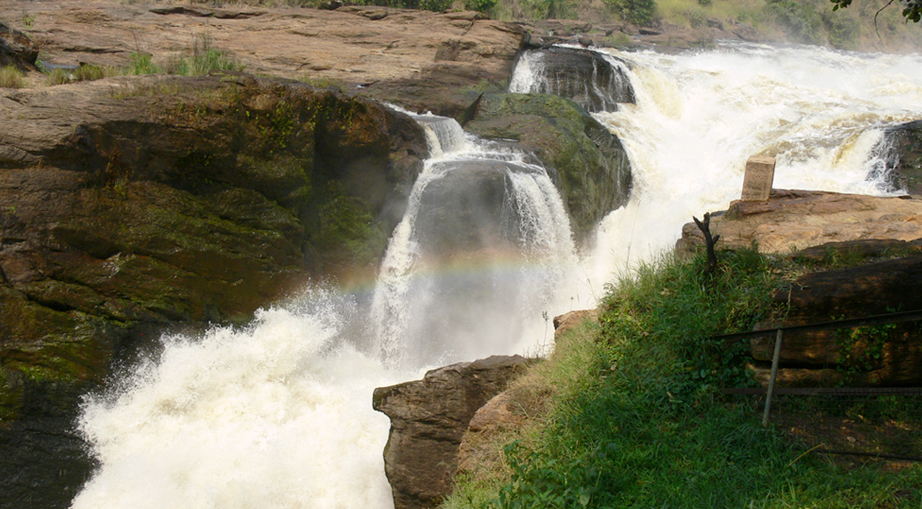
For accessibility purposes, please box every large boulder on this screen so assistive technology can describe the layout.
[872,120,922,196]
[509,46,635,113]
[464,92,632,243]
[372,355,529,509]
[676,190,922,256]
[0,73,426,508]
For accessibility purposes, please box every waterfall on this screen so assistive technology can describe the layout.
[509,46,635,112]
[72,42,922,509]
[371,115,578,368]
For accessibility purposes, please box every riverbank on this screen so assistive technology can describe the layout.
[443,247,922,509]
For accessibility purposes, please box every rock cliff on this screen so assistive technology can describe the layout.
[0,73,427,507]
[676,191,922,388]
[373,355,529,509]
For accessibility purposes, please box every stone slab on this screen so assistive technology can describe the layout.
[741,156,776,201]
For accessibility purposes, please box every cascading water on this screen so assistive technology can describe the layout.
[71,42,922,508]
[371,113,578,368]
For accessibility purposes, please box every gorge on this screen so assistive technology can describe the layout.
[2,4,922,508]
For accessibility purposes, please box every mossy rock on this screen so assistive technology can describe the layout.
[0,74,428,429]
[463,92,632,243]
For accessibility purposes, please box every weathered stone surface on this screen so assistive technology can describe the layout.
[465,93,632,243]
[874,120,922,196]
[510,46,635,112]
[373,355,529,509]
[676,190,922,256]
[0,0,526,117]
[749,253,922,387]
[0,20,38,69]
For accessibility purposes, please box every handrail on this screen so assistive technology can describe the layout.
[711,308,922,426]
[710,308,922,342]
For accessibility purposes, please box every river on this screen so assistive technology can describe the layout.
[71,42,922,508]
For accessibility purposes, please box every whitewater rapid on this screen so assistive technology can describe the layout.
[72,42,922,509]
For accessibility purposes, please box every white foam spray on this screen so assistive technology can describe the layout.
[578,42,922,288]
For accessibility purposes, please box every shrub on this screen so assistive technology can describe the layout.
[0,65,25,88]
[607,0,657,26]
[765,0,824,44]
[125,52,161,75]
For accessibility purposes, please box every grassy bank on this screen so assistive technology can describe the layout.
[444,249,922,508]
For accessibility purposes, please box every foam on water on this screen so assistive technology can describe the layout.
[580,42,922,286]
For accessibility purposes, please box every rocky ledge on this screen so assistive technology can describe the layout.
[373,355,530,509]
[677,190,922,387]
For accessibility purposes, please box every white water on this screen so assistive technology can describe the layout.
[580,42,922,286]
[73,43,922,508]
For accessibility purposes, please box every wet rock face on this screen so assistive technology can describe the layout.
[873,120,922,196]
[372,355,529,509]
[510,46,635,113]
[0,74,428,505]
[464,93,632,243]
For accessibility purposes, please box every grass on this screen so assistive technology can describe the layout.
[0,65,26,88]
[443,249,922,509]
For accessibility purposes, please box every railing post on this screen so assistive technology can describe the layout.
[762,329,784,426]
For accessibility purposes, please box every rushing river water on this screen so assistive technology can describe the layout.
[72,42,922,508]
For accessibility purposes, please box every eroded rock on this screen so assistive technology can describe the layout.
[464,93,632,243]
[676,190,922,256]
[373,355,529,509]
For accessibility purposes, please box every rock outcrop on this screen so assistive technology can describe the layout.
[372,355,529,509]
[464,93,632,242]
[750,250,922,387]
[0,20,38,69]
[510,46,635,112]
[0,0,527,117]
[677,192,922,388]
[0,73,427,507]
[874,120,922,196]
[676,190,922,256]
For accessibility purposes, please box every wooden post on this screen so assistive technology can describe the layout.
[693,212,720,275]
[762,329,784,426]
[742,156,776,201]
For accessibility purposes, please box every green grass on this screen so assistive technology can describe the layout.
[0,65,26,88]
[444,249,922,509]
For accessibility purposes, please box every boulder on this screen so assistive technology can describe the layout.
[510,46,635,112]
[676,190,922,256]
[373,355,529,509]
[872,120,922,196]
[464,93,632,243]
[0,73,427,507]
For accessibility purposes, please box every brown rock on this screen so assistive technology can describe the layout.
[372,355,529,509]
[0,20,38,69]
[749,254,922,386]
[677,190,922,257]
[553,309,599,340]
[0,0,526,117]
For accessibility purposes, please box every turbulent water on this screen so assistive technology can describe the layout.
[73,43,922,508]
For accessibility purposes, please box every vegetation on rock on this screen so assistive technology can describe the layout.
[464,93,632,243]
[445,248,922,508]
